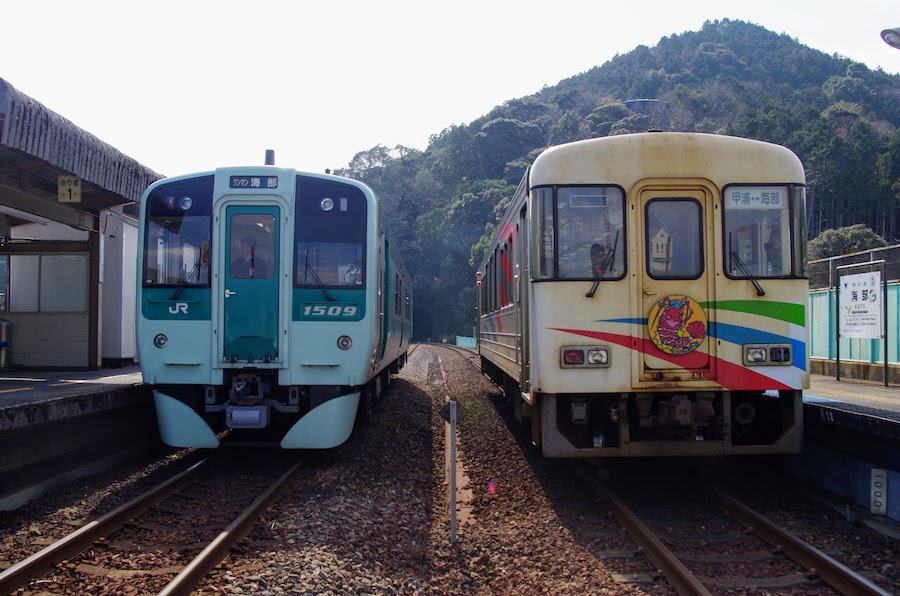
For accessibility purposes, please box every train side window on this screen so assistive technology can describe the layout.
[722,185,795,278]
[645,199,703,279]
[532,187,555,279]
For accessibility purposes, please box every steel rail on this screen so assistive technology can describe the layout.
[713,490,893,596]
[0,458,207,594]
[594,483,713,596]
[158,461,301,596]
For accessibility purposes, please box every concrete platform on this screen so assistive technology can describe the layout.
[807,374,900,418]
[799,374,900,526]
[0,366,144,431]
[0,366,158,510]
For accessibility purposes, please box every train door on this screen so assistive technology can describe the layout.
[637,184,716,382]
[516,205,530,392]
[219,204,281,363]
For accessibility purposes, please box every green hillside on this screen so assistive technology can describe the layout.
[337,19,900,340]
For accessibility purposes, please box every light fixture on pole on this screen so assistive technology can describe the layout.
[882,27,900,49]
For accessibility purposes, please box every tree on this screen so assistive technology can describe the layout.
[808,224,887,260]
[548,110,592,145]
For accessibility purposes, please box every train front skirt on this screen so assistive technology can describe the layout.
[152,389,361,449]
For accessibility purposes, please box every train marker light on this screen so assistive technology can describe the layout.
[563,349,585,365]
[153,334,169,349]
[337,335,353,350]
[769,347,791,362]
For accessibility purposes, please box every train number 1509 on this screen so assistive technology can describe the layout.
[303,304,358,317]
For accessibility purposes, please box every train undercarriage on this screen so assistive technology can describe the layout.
[482,358,802,457]
[152,355,405,448]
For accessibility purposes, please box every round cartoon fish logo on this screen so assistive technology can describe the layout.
[648,295,707,355]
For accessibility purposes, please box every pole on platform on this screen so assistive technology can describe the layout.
[883,269,889,387]
[449,399,458,544]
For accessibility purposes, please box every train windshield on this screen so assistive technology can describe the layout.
[142,176,214,287]
[645,198,704,279]
[532,186,626,280]
[723,185,807,278]
[294,177,367,288]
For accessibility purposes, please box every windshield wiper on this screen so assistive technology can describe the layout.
[586,231,619,298]
[728,234,765,296]
[304,250,336,302]
[170,261,200,300]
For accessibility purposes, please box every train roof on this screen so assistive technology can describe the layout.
[141,166,378,201]
[530,132,805,187]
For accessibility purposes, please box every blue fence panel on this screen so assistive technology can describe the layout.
[456,336,477,349]
[808,282,900,365]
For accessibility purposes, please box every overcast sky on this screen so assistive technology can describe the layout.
[2,0,898,177]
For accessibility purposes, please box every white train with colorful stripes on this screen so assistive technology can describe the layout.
[477,132,808,457]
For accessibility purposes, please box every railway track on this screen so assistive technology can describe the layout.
[434,343,481,370]
[592,474,892,595]
[0,454,300,594]
[434,344,896,594]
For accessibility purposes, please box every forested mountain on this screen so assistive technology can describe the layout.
[336,19,900,340]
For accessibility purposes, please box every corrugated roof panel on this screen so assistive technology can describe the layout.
[0,77,162,202]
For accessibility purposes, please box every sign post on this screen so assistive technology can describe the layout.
[440,398,466,545]
[835,261,889,386]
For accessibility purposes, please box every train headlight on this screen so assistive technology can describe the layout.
[153,334,169,349]
[744,344,792,365]
[587,348,609,365]
[745,347,767,363]
[320,197,335,212]
[337,335,353,350]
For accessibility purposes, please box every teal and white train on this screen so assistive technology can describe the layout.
[137,163,411,448]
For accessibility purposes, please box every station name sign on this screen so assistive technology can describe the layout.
[229,175,278,189]
[839,271,883,339]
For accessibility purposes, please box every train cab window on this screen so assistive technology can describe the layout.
[229,214,275,279]
[723,185,802,278]
[645,199,703,279]
[142,177,213,287]
[533,186,625,280]
[294,177,367,288]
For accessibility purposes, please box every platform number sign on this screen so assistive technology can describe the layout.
[58,176,82,203]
